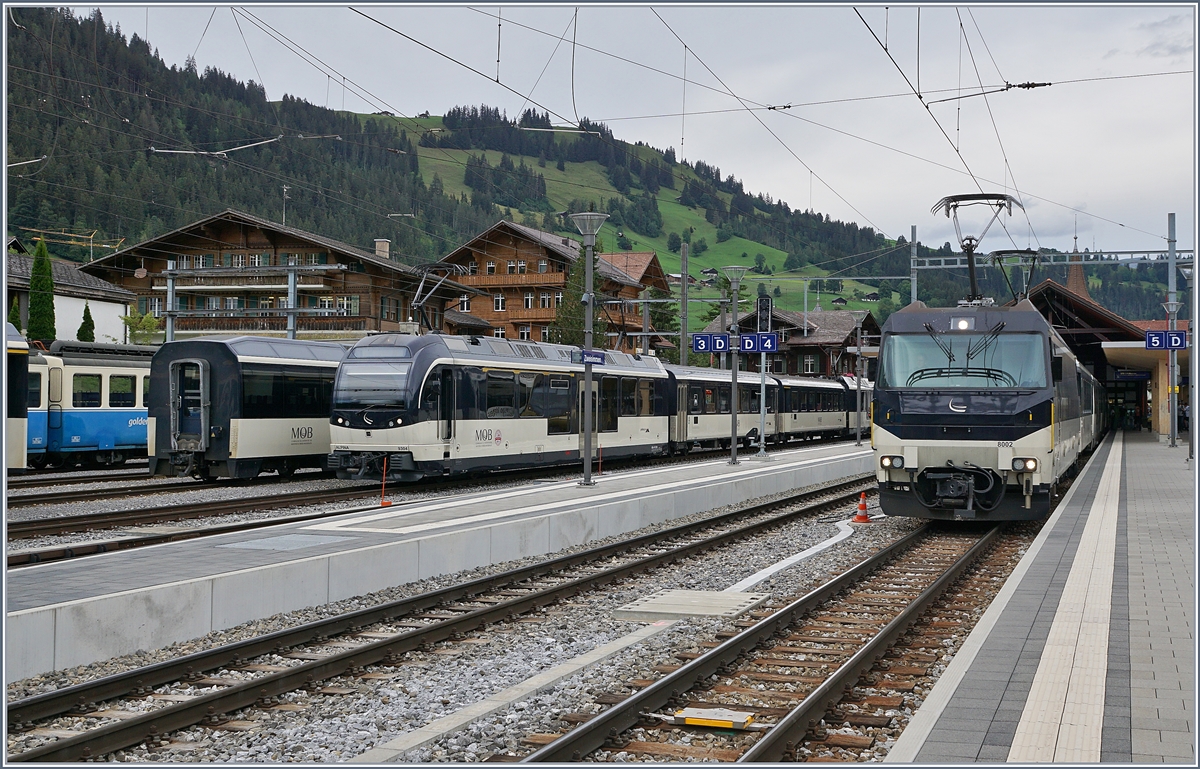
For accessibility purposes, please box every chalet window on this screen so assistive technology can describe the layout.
[261,297,275,309]
[177,255,191,270]
[803,355,817,374]
[493,327,506,338]
[524,292,534,310]
[459,294,471,312]
[538,259,548,273]
[248,253,263,267]
[540,292,551,309]
[198,254,213,268]
[232,253,246,268]
[541,326,550,342]
[206,296,221,310]
[224,297,239,310]
[147,296,162,317]
[555,292,563,308]
[336,296,359,314]
[555,261,564,273]
[487,261,496,275]
[494,293,506,312]
[519,325,531,341]
[517,260,527,274]
[507,260,517,275]
[468,261,478,275]
[319,296,335,309]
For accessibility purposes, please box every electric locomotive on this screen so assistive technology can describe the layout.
[872,299,1103,520]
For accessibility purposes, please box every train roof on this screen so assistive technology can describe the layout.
[882,299,1051,335]
[666,364,847,389]
[154,336,348,365]
[6,323,28,353]
[48,340,157,359]
[347,333,668,376]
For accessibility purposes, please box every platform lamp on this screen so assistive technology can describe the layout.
[1182,267,1194,461]
[1164,299,1184,448]
[722,265,749,465]
[849,310,869,447]
[569,211,609,486]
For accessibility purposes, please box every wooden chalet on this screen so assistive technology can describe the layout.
[80,209,479,341]
[437,220,670,353]
[702,308,879,377]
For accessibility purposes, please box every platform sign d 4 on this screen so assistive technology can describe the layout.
[1145,331,1166,349]
[1166,331,1188,350]
[759,332,778,352]
[740,334,759,353]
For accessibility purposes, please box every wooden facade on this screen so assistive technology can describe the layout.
[438,220,670,353]
[80,209,476,340]
[703,308,880,377]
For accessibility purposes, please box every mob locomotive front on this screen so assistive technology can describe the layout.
[872,299,1105,521]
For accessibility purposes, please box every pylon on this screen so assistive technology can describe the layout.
[852,492,871,523]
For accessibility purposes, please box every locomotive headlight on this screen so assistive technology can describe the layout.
[951,316,976,331]
[388,421,395,427]
[1012,457,1037,472]
[880,455,904,469]
[336,417,344,425]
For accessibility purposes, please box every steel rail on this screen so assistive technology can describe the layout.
[521,524,999,762]
[739,525,1001,761]
[8,480,215,507]
[7,479,872,760]
[6,470,152,489]
[4,485,379,538]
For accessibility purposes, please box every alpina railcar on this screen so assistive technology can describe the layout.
[149,336,347,479]
[7,324,30,474]
[328,334,870,482]
[872,299,1106,521]
[24,341,158,469]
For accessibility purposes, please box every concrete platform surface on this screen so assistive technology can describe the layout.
[6,442,871,682]
[887,431,1195,764]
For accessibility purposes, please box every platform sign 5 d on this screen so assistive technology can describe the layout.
[1167,331,1188,349]
[1146,331,1166,349]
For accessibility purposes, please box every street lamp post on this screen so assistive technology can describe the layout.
[569,212,609,486]
[1182,267,1194,461]
[1164,299,1184,448]
[849,310,869,447]
[723,266,749,465]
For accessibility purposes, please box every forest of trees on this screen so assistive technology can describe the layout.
[6,8,1186,319]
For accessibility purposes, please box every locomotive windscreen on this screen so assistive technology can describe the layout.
[880,331,1047,389]
[333,361,411,408]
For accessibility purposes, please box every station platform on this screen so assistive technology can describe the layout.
[6,441,871,683]
[888,430,1196,764]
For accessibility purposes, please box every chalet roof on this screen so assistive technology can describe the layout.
[7,253,135,303]
[441,220,642,289]
[443,309,493,330]
[83,209,476,297]
[7,236,28,254]
[599,251,670,291]
[1132,319,1191,332]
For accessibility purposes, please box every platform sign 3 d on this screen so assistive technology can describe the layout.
[1145,331,1166,349]
[1166,331,1188,350]
[691,333,731,353]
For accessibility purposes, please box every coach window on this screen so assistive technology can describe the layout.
[142,376,151,407]
[766,387,776,413]
[109,375,136,408]
[243,367,283,419]
[545,376,573,434]
[738,385,752,414]
[704,387,717,414]
[286,370,334,419]
[73,373,102,408]
[620,378,638,417]
[486,371,517,418]
[599,376,620,431]
[717,386,731,414]
[27,371,42,409]
[519,372,542,418]
[637,379,653,416]
[789,389,800,412]
[688,385,704,415]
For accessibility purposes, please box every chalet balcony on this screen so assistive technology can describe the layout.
[457,273,567,288]
[152,275,330,291]
[497,307,559,322]
[174,314,368,332]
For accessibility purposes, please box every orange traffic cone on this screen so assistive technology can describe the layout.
[852,492,871,523]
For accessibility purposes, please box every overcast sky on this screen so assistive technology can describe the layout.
[82,4,1196,255]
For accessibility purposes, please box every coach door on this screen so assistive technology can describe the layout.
[169,359,210,452]
[439,368,454,451]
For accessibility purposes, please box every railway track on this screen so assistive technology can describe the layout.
[5,477,874,762]
[517,524,1001,763]
[7,468,152,490]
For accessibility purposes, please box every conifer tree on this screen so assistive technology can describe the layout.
[26,239,56,342]
[77,302,95,342]
[549,247,608,348]
[8,297,21,331]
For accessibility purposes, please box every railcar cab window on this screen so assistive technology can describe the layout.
[880,332,1047,389]
[332,362,410,410]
